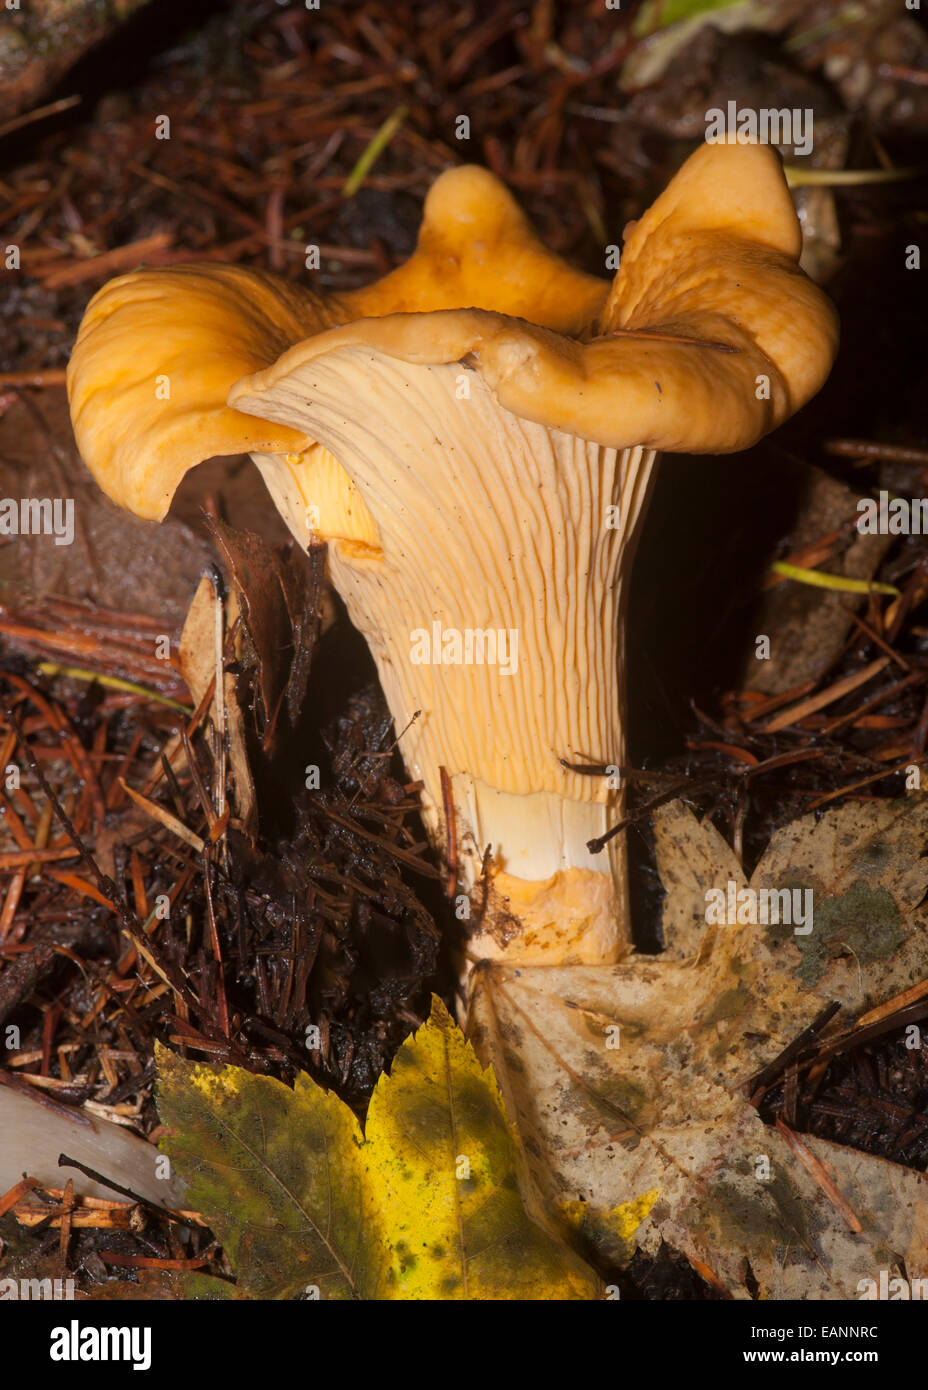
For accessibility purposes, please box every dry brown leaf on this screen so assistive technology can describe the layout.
[467,796,928,1298]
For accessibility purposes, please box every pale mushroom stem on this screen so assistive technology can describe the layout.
[245,352,658,965]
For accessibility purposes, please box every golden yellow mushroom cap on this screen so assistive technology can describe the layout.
[66,143,840,967]
[68,141,838,524]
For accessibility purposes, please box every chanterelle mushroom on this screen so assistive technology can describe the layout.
[68,142,837,968]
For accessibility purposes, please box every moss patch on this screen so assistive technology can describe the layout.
[766,879,904,986]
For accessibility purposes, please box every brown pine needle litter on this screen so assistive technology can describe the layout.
[1,0,927,1302]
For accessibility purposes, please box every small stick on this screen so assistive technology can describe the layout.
[201,849,230,1039]
[179,727,220,838]
[117,928,198,1014]
[38,233,173,290]
[762,519,860,590]
[847,612,911,672]
[324,809,441,878]
[0,870,26,943]
[744,1001,842,1097]
[735,680,817,722]
[687,741,758,767]
[877,63,928,86]
[36,663,190,712]
[129,845,147,922]
[100,1252,211,1272]
[0,95,81,141]
[685,1254,733,1299]
[46,870,115,909]
[209,568,227,823]
[140,674,216,797]
[855,977,928,1032]
[57,1178,74,1272]
[119,779,206,856]
[439,766,457,898]
[814,999,928,1064]
[805,758,911,811]
[0,369,68,388]
[817,668,925,737]
[759,657,889,733]
[0,1176,40,1219]
[825,438,928,466]
[586,772,726,854]
[58,1154,199,1228]
[775,1119,862,1233]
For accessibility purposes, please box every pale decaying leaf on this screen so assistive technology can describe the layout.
[754,796,928,1005]
[0,1080,186,1209]
[467,796,928,1298]
[156,999,604,1300]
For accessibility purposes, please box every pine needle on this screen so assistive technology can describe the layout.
[343,105,408,197]
[770,561,900,598]
[784,165,927,189]
[38,662,191,713]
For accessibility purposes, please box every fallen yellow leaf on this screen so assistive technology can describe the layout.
[156,997,601,1300]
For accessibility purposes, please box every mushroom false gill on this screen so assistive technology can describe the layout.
[67,143,838,968]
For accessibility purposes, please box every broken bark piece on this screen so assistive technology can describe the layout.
[206,518,326,748]
[178,575,256,832]
[0,0,149,129]
[741,466,893,696]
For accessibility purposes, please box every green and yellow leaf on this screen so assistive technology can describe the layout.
[156,1046,379,1300]
[156,997,601,1301]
